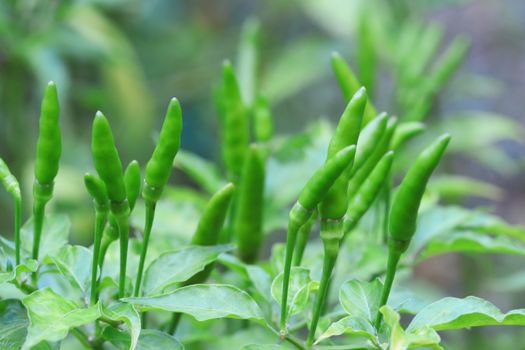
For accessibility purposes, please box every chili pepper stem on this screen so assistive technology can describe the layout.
[134,200,156,297]
[306,240,339,347]
[90,210,107,305]
[280,225,299,334]
[374,249,402,329]
[167,312,182,335]
[14,196,21,265]
[115,214,130,298]
[32,201,46,261]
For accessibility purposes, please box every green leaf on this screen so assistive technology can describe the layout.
[100,302,140,350]
[419,231,525,259]
[236,18,260,108]
[123,284,265,323]
[261,36,328,103]
[103,327,184,350]
[382,306,442,350]
[0,300,28,350]
[458,210,525,242]
[428,175,504,201]
[0,260,38,284]
[21,288,100,349]
[49,245,92,297]
[271,267,313,319]
[315,316,377,345]
[143,245,234,295]
[409,206,474,255]
[219,254,273,302]
[173,150,224,194]
[21,214,70,260]
[339,278,382,324]
[408,296,525,332]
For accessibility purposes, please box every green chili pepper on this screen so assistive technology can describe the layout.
[280,145,356,333]
[308,90,368,344]
[292,209,317,266]
[351,113,388,174]
[347,117,397,201]
[344,151,394,234]
[84,173,109,305]
[234,144,265,263]
[253,96,273,143]
[135,98,183,297]
[124,160,141,212]
[318,88,367,219]
[32,81,61,263]
[91,112,130,298]
[221,60,249,181]
[0,158,22,265]
[331,52,377,124]
[168,183,236,334]
[374,134,450,329]
[390,122,426,150]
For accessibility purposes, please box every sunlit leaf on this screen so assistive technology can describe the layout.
[143,245,234,296]
[21,288,100,349]
[124,284,264,323]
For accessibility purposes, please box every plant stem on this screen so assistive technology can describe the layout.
[280,224,299,333]
[90,210,107,305]
[31,200,46,284]
[374,249,401,329]
[167,312,181,335]
[115,214,130,298]
[134,200,156,297]
[14,196,21,265]
[306,241,338,347]
[70,328,91,349]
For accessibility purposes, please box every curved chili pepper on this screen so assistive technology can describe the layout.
[135,98,183,297]
[375,134,451,329]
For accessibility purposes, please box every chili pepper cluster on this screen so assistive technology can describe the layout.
[0,52,450,345]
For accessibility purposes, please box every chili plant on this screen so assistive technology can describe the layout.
[2,19,525,350]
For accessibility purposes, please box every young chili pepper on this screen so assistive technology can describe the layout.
[0,158,22,265]
[253,96,273,143]
[98,162,142,273]
[351,113,388,174]
[32,82,61,264]
[124,160,141,212]
[168,182,235,334]
[390,122,426,150]
[135,98,183,297]
[374,134,450,329]
[308,89,367,346]
[331,52,377,124]
[221,60,249,181]
[91,112,129,298]
[347,117,397,201]
[344,151,394,234]
[280,145,356,334]
[84,173,109,305]
[234,144,265,263]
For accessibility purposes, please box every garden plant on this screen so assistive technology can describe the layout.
[2,15,525,350]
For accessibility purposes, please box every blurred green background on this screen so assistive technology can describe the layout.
[1,0,525,348]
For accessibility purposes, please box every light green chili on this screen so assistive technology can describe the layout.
[375,134,451,329]
[33,82,61,264]
[135,98,183,297]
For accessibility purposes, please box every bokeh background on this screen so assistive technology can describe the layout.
[1,0,525,348]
